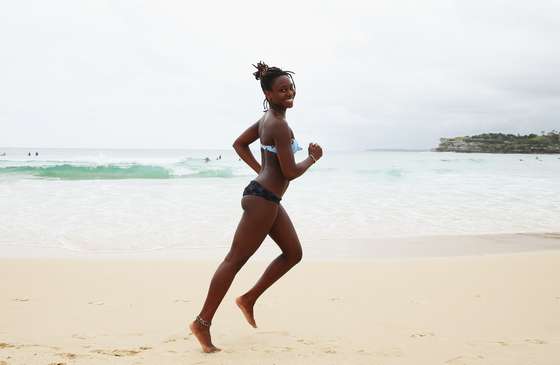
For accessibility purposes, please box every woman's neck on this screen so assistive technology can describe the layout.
[269,103,287,117]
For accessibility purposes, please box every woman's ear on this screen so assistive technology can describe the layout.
[264,90,272,101]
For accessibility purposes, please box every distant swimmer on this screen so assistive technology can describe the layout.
[204,157,211,163]
[28,152,31,156]
[35,152,39,156]
[0,152,5,157]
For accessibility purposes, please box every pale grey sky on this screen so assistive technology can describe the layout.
[1,0,558,150]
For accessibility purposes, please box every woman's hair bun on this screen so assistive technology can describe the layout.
[252,61,269,80]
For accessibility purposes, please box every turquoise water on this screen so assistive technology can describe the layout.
[0,149,239,180]
[0,164,173,179]
[1,148,559,258]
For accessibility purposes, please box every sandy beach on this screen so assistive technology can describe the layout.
[1,237,560,364]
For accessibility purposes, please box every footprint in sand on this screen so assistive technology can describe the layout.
[0,343,15,349]
[12,298,30,302]
[296,339,314,345]
[174,299,191,303]
[72,334,88,340]
[494,341,509,346]
[329,297,341,302]
[445,354,484,364]
[91,347,149,357]
[56,353,78,360]
[410,331,435,338]
[47,363,65,365]
[87,301,104,306]
[525,339,547,344]
[323,348,337,354]
[99,349,140,357]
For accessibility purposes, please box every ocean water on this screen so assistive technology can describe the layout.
[1,147,559,258]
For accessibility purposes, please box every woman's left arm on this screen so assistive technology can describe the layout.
[232,120,261,174]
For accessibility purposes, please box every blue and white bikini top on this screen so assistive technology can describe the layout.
[261,138,303,154]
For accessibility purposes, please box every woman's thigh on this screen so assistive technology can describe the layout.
[268,204,302,259]
[225,196,279,264]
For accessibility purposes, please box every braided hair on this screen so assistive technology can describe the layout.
[252,61,295,112]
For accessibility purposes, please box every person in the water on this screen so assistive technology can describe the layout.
[190,62,323,353]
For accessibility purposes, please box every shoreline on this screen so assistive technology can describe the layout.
[1,232,560,260]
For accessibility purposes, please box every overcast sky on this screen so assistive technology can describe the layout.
[1,0,558,150]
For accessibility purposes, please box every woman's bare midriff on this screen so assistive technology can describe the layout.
[254,150,289,198]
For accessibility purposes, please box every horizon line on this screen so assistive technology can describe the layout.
[1,146,434,152]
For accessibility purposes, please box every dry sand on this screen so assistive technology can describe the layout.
[1,250,560,364]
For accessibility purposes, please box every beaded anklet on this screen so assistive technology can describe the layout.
[195,315,211,327]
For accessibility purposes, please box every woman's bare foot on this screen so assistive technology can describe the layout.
[189,320,221,353]
[236,295,257,328]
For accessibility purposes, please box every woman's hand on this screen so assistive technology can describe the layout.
[308,142,323,162]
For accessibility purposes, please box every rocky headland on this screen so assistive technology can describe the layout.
[435,132,560,153]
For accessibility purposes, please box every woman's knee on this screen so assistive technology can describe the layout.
[284,246,303,265]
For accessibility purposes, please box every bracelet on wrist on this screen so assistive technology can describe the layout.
[309,154,317,163]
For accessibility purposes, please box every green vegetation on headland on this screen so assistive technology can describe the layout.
[435,131,560,154]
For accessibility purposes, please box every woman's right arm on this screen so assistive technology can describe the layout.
[232,120,262,174]
[273,122,322,180]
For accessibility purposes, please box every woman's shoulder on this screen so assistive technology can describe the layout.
[260,113,291,142]
[263,114,289,129]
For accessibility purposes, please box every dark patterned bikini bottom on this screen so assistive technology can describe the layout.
[242,180,281,204]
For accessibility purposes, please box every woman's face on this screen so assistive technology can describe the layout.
[265,75,296,109]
